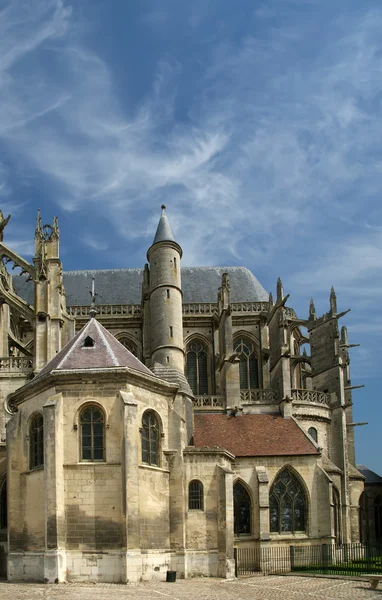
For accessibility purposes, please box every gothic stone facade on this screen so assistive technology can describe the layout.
[0,208,366,582]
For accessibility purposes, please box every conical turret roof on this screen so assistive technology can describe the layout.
[152,204,176,245]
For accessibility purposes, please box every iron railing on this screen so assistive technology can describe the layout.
[235,542,382,577]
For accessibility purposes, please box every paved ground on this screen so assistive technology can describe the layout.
[0,575,381,600]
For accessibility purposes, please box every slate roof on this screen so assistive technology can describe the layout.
[357,465,382,484]
[152,206,176,245]
[151,362,193,396]
[12,266,268,306]
[193,414,319,457]
[37,317,153,378]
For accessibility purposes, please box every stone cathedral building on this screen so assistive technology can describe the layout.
[0,206,374,583]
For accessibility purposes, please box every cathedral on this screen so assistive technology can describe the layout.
[0,206,374,582]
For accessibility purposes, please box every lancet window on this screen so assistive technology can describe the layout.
[29,413,44,470]
[141,411,160,466]
[234,337,259,389]
[269,469,307,534]
[233,481,252,536]
[118,336,138,357]
[308,427,318,443]
[80,405,105,462]
[333,487,341,543]
[375,495,382,540]
[186,340,209,395]
[0,477,6,529]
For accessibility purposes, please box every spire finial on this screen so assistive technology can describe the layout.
[276,277,284,302]
[341,325,348,345]
[161,204,166,214]
[330,285,337,314]
[89,275,98,319]
[309,297,316,318]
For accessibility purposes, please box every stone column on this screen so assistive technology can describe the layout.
[43,393,66,583]
[217,464,235,578]
[256,467,270,540]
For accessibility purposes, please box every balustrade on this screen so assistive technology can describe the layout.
[193,395,223,408]
[0,356,33,372]
[291,388,331,406]
[68,304,142,318]
[240,389,279,404]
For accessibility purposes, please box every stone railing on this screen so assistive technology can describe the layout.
[183,303,217,315]
[231,302,269,313]
[240,389,279,404]
[193,395,224,408]
[68,304,142,318]
[0,356,33,373]
[291,388,331,406]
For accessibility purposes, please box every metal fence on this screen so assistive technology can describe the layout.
[235,543,382,577]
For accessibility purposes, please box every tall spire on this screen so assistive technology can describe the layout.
[309,297,316,318]
[330,286,337,314]
[152,204,176,245]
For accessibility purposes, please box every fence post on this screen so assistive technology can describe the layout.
[290,546,295,571]
[234,547,238,578]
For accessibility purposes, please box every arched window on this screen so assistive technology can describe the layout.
[29,413,44,469]
[141,411,160,466]
[333,487,341,543]
[375,495,382,540]
[234,337,259,389]
[233,481,252,536]
[188,480,204,510]
[0,478,6,529]
[80,405,105,462]
[118,336,138,357]
[269,469,307,533]
[308,427,318,443]
[186,340,208,395]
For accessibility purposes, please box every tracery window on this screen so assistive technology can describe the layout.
[118,336,138,357]
[0,478,6,529]
[308,427,318,443]
[233,481,252,536]
[269,469,306,534]
[188,480,204,510]
[80,405,105,462]
[375,495,382,540]
[141,411,160,466]
[29,413,44,470]
[186,340,208,395]
[234,337,259,389]
[333,487,341,543]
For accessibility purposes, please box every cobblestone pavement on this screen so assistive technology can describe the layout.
[0,575,381,600]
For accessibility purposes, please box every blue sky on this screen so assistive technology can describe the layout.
[0,0,381,473]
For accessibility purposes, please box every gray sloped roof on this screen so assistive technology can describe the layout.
[12,265,268,306]
[152,211,176,245]
[357,464,382,484]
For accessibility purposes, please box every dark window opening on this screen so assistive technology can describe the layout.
[83,336,95,348]
[80,405,105,461]
[141,411,160,466]
[333,487,341,543]
[269,469,306,533]
[188,480,204,510]
[0,478,7,529]
[186,340,209,395]
[308,427,318,443]
[234,482,252,536]
[29,414,44,470]
[234,338,259,389]
[375,495,382,540]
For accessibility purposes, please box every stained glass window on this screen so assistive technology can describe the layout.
[29,413,44,469]
[269,469,306,533]
[80,405,105,461]
[0,478,6,529]
[188,480,204,510]
[141,411,160,466]
[233,338,259,389]
[234,482,252,535]
[186,341,208,395]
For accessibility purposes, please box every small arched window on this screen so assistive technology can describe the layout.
[186,340,209,395]
[308,427,318,443]
[333,487,341,543]
[0,478,6,529]
[234,337,259,390]
[375,495,382,540]
[141,411,160,466]
[233,481,252,536]
[269,469,307,533]
[188,480,204,510]
[80,405,105,462]
[29,413,44,470]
